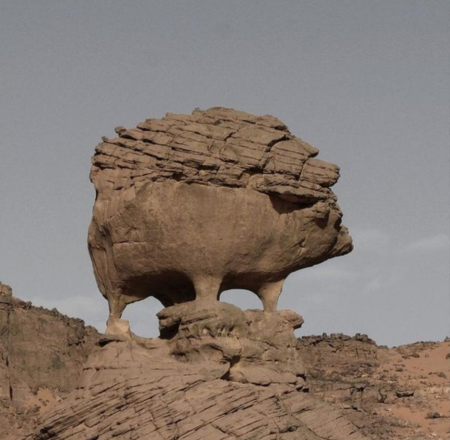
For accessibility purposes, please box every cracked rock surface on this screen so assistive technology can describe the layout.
[27,302,367,440]
[0,283,100,439]
[3,287,446,439]
[88,107,352,329]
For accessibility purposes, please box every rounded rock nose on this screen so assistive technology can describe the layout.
[334,226,353,257]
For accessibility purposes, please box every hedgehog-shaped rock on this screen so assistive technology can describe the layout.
[88,107,353,329]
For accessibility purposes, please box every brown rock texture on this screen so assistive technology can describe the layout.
[88,107,352,327]
[0,282,100,439]
[157,301,306,387]
[28,303,367,440]
[298,334,450,439]
[1,286,447,439]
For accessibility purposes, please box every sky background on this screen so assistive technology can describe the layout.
[0,0,448,347]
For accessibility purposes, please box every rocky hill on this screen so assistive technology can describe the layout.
[1,283,448,439]
[298,334,450,439]
[0,282,100,439]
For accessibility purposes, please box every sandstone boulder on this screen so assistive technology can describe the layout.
[88,108,352,329]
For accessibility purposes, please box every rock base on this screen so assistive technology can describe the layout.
[28,337,367,440]
[158,301,306,387]
[27,302,367,439]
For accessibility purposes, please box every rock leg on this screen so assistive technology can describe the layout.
[108,295,126,319]
[193,276,222,302]
[257,279,284,312]
[106,296,131,337]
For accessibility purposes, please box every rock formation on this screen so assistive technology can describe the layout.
[0,282,100,439]
[88,107,352,330]
[0,109,446,440]
[1,284,447,439]
[28,305,368,440]
[297,335,450,440]
[2,108,366,439]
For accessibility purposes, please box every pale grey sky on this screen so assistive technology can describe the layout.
[0,0,448,346]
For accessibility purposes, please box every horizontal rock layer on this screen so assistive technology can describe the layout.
[91,107,340,207]
[0,283,100,439]
[28,337,367,440]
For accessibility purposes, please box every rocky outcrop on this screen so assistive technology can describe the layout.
[298,334,450,440]
[28,303,367,440]
[157,301,306,387]
[1,285,446,439]
[0,282,100,439]
[3,108,379,439]
[88,108,352,329]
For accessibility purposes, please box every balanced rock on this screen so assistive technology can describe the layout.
[88,107,352,330]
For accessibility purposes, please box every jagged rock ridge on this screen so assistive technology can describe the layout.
[91,107,339,201]
[27,302,367,440]
[0,282,100,439]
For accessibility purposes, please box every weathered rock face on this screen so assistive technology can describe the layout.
[4,284,445,439]
[88,107,352,326]
[0,283,99,407]
[157,301,306,387]
[0,282,100,439]
[298,335,450,440]
[2,288,444,440]
[28,304,368,440]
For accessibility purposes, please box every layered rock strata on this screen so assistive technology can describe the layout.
[4,287,445,439]
[28,303,367,440]
[88,107,353,330]
[157,301,306,387]
[298,335,450,440]
[0,282,99,439]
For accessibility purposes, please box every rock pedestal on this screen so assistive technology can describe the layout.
[27,303,367,440]
[158,301,306,387]
[24,108,360,439]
